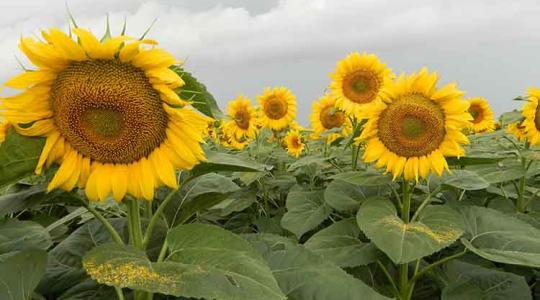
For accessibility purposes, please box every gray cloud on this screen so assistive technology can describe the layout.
[1,0,539,124]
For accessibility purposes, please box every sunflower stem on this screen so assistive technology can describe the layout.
[142,188,178,249]
[516,142,530,213]
[126,198,144,249]
[399,180,413,299]
[352,144,361,170]
[114,287,125,300]
[79,198,124,245]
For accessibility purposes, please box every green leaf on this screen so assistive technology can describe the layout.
[441,260,531,300]
[191,151,269,177]
[331,170,392,186]
[0,129,45,189]
[0,185,48,217]
[304,219,379,267]
[0,249,48,300]
[245,233,392,300]
[460,205,540,267]
[281,189,332,238]
[165,223,285,299]
[468,159,527,184]
[0,219,52,254]
[56,278,116,300]
[357,198,464,264]
[172,66,222,118]
[165,173,239,225]
[287,154,334,172]
[324,179,388,212]
[212,187,258,216]
[440,170,490,190]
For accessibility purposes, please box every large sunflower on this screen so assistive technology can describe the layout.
[284,129,305,158]
[522,87,540,145]
[329,52,393,119]
[257,87,297,131]
[358,68,471,181]
[1,28,210,202]
[310,94,352,143]
[467,97,496,133]
[221,95,258,141]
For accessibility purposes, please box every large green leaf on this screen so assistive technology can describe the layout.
[0,249,48,300]
[439,170,490,190]
[0,219,52,254]
[441,260,531,300]
[245,233,392,300]
[304,219,379,267]
[165,173,239,226]
[324,179,388,212]
[460,206,540,267]
[84,224,285,299]
[281,189,332,238]
[357,198,464,264]
[172,66,222,118]
[191,151,269,177]
[468,159,527,184]
[331,170,392,186]
[166,224,285,300]
[0,129,45,189]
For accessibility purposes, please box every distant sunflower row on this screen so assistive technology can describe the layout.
[212,52,540,181]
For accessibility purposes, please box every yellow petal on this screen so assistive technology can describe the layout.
[47,149,78,191]
[73,28,102,58]
[111,165,128,202]
[35,132,60,175]
[44,28,86,61]
[96,164,113,201]
[132,49,178,70]
[150,148,178,188]
[5,70,57,89]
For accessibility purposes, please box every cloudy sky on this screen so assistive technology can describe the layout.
[1,0,539,124]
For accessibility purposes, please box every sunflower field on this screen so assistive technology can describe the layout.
[0,23,539,300]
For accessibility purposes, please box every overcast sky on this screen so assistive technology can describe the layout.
[1,0,539,124]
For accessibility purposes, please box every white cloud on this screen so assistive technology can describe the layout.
[1,0,539,123]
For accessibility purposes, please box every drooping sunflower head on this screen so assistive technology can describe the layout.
[506,121,527,141]
[358,68,472,181]
[310,94,352,143]
[284,129,305,158]
[467,97,496,133]
[329,52,394,119]
[521,87,540,145]
[1,27,211,202]
[257,87,297,131]
[222,95,258,140]
[220,120,248,150]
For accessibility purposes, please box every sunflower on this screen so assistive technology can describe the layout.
[522,87,540,145]
[257,87,297,131]
[221,95,258,141]
[358,68,471,181]
[329,52,393,119]
[0,121,8,143]
[467,97,496,133]
[284,129,305,158]
[1,28,211,202]
[506,122,526,141]
[219,122,248,150]
[310,94,352,143]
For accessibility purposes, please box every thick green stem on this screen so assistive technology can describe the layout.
[376,261,399,297]
[410,186,440,223]
[517,176,526,213]
[126,198,143,249]
[399,180,413,299]
[79,198,124,245]
[114,287,125,300]
[352,144,361,170]
[409,250,466,284]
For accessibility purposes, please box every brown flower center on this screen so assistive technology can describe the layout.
[51,59,168,163]
[320,106,345,129]
[234,108,251,130]
[264,97,288,120]
[535,103,540,131]
[468,104,484,124]
[378,94,446,157]
[342,69,381,104]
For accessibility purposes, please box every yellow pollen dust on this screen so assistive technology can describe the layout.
[320,106,345,129]
[342,69,381,104]
[377,94,446,157]
[51,59,168,164]
[83,260,176,288]
[381,216,461,244]
[264,97,288,120]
